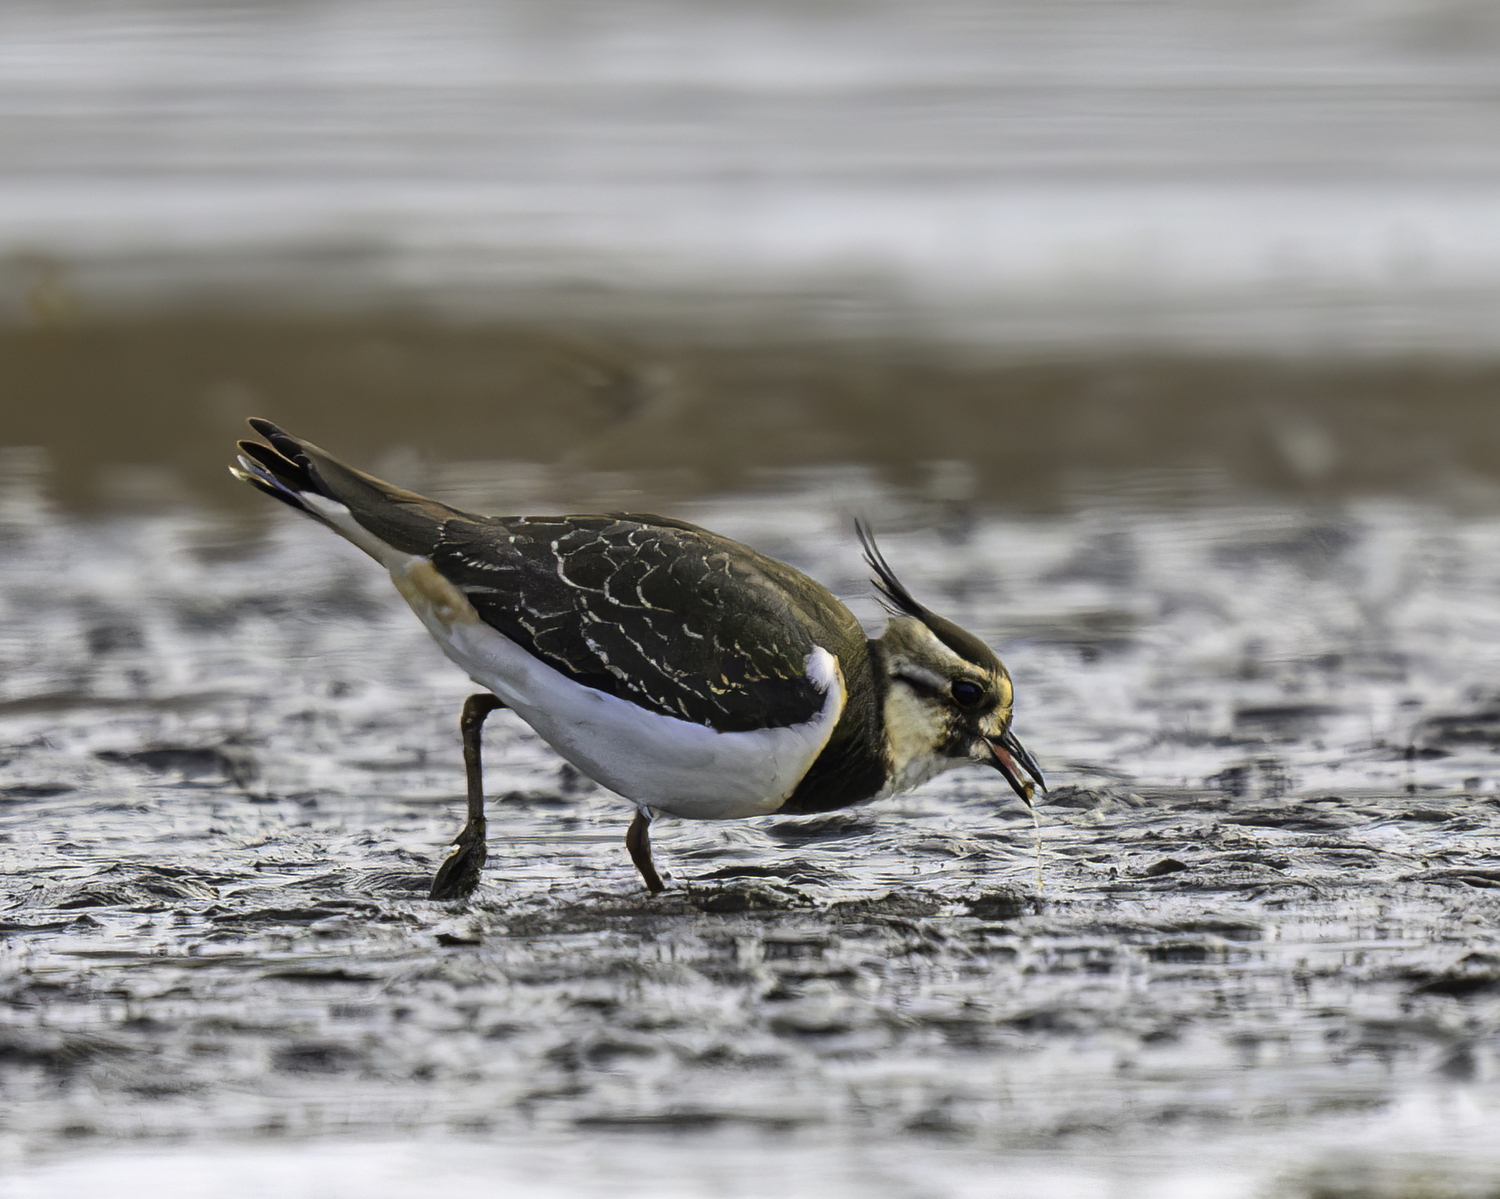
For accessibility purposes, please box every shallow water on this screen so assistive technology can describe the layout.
[2,467,1499,1195]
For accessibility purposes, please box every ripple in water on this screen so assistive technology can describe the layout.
[1,473,1499,1193]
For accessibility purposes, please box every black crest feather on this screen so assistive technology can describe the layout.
[855,519,1003,675]
[855,518,928,621]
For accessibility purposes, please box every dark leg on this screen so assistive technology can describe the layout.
[429,693,507,901]
[625,808,665,894]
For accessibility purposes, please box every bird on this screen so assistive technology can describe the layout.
[230,419,1045,900]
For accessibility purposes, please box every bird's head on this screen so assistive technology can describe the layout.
[860,523,1045,807]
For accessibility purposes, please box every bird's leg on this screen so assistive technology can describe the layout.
[625,808,665,894]
[429,693,507,901]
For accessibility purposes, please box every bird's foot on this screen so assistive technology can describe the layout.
[429,819,487,901]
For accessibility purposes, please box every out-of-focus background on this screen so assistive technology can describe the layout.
[4,3,1500,1197]
[5,0,1500,512]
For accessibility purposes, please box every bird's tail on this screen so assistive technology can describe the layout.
[231,418,474,559]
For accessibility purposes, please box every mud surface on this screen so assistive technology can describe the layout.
[2,477,1500,1195]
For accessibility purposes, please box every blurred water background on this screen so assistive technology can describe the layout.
[4,0,1500,352]
[5,0,1500,512]
[4,1,1500,1197]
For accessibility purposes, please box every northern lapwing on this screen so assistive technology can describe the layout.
[231,420,1045,899]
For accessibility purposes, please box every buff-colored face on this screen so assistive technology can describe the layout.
[856,523,1044,806]
[877,615,1041,805]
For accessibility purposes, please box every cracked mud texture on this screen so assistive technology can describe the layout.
[2,470,1500,1196]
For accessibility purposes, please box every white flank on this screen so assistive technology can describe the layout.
[295,490,849,821]
[441,625,846,821]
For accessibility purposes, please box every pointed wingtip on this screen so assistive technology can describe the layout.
[230,461,297,506]
[246,416,283,438]
[231,422,321,510]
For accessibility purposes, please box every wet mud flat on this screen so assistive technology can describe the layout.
[3,484,1500,1195]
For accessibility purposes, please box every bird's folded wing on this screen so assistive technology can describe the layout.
[430,514,856,733]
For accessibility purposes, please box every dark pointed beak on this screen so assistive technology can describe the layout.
[985,726,1046,810]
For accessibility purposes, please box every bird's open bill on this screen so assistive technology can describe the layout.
[986,727,1046,809]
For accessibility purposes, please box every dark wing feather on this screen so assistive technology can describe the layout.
[237,419,478,554]
[233,422,869,736]
[433,515,868,733]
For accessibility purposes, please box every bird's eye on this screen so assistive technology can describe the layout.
[950,680,984,707]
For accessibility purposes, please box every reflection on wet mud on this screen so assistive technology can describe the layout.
[2,468,1499,1194]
